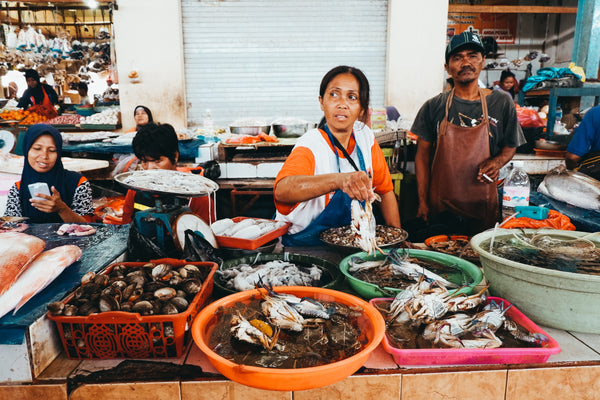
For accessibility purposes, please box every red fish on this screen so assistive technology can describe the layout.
[0,232,45,296]
[0,245,82,318]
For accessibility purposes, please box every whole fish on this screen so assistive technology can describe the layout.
[538,165,600,210]
[0,232,45,296]
[0,245,82,319]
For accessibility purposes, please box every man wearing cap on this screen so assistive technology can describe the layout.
[17,69,59,109]
[410,31,525,236]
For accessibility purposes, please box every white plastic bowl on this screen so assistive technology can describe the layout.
[471,228,600,333]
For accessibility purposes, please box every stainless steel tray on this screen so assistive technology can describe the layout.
[114,170,219,197]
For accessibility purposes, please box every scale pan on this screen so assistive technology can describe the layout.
[114,169,219,197]
[173,212,218,251]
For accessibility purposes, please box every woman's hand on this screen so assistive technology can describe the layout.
[29,186,68,214]
[337,171,377,202]
[29,186,86,223]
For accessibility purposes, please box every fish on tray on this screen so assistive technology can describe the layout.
[538,165,600,210]
[56,223,97,236]
[0,245,82,319]
[0,232,45,296]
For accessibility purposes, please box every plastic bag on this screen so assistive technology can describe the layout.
[569,62,586,82]
[500,209,575,230]
[182,229,222,264]
[516,105,545,128]
[111,153,139,177]
[126,223,169,261]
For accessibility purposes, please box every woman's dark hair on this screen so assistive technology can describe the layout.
[500,69,516,83]
[77,82,88,92]
[133,105,154,125]
[132,123,179,164]
[318,65,370,129]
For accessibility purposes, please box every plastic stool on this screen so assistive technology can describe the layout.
[381,148,403,198]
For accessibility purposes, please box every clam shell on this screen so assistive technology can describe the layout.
[182,278,202,295]
[154,287,177,301]
[179,264,200,279]
[152,263,172,281]
[81,271,96,285]
[132,300,154,315]
[171,296,189,312]
[47,301,65,315]
[93,274,110,286]
[63,304,78,316]
[99,295,120,312]
[161,302,179,315]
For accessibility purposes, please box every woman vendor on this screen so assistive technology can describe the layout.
[120,123,215,224]
[4,124,93,223]
[125,105,154,133]
[17,69,59,109]
[274,65,400,246]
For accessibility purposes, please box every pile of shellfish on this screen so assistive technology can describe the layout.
[47,263,208,317]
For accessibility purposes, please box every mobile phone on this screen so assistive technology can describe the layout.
[28,182,51,200]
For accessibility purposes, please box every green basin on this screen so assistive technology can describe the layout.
[471,228,600,333]
[215,253,342,295]
[339,249,483,299]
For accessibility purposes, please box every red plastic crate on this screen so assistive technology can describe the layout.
[370,296,561,366]
[215,217,290,250]
[48,259,217,359]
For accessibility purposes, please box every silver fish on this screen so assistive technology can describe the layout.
[538,165,600,210]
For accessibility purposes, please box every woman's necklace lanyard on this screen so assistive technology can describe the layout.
[323,123,366,173]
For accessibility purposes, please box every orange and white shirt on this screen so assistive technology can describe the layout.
[274,123,393,234]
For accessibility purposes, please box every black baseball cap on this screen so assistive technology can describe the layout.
[445,31,486,63]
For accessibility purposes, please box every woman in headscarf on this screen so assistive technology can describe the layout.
[16,69,59,109]
[3,124,93,223]
[125,105,154,133]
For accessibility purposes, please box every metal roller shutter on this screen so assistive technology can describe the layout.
[182,0,388,126]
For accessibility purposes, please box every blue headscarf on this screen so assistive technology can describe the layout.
[20,124,83,223]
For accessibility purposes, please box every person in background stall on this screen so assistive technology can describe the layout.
[7,82,18,100]
[125,105,154,133]
[77,82,91,105]
[493,69,519,100]
[120,123,215,225]
[409,32,525,240]
[564,105,600,180]
[3,124,93,223]
[17,69,59,109]
[274,65,400,246]
[99,78,119,105]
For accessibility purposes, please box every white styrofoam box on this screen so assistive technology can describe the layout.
[0,336,32,383]
[224,163,258,178]
[256,162,284,178]
[30,315,63,378]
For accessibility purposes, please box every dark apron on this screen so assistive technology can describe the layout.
[428,88,499,233]
[282,126,367,247]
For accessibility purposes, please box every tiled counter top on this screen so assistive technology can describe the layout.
[2,321,600,400]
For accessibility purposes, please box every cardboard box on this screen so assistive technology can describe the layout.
[63,90,81,105]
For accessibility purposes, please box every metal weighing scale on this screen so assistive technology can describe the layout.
[0,130,16,155]
[114,170,219,251]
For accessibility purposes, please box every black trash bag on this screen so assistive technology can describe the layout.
[126,223,170,261]
[182,229,222,265]
[196,160,221,180]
